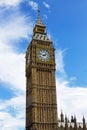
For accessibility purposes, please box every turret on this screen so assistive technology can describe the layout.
[60,110,64,122]
[74,115,77,130]
[71,116,74,123]
[83,116,86,130]
[65,115,68,130]
[83,116,86,124]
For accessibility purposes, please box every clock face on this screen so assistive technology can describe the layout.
[38,49,50,61]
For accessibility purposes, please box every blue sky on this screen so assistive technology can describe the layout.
[0,0,87,129]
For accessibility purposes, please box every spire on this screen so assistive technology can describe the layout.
[83,116,86,130]
[74,115,77,130]
[65,115,68,130]
[33,8,51,42]
[74,115,77,124]
[71,116,74,122]
[60,109,64,122]
[36,8,45,26]
[65,115,68,123]
[83,116,85,124]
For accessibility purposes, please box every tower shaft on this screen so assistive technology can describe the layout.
[26,10,58,130]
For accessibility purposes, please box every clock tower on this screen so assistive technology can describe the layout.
[26,9,58,130]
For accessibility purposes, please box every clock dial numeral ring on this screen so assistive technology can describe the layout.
[38,49,50,61]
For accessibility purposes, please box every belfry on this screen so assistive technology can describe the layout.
[25,9,58,130]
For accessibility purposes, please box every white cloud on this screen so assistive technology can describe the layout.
[56,49,66,77]
[70,76,77,81]
[0,13,33,43]
[0,9,33,91]
[43,14,48,20]
[0,52,25,91]
[28,0,38,10]
[0,0,22,7]
[0,96,25,129]
[43,2,50,9]
[55,49,87,122]
[0,7,33,129]
[56,78,87,122]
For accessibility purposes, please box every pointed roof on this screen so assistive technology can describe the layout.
[36,8,45,27]
[33,8,51,42]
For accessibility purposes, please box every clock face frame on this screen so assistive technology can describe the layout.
[38,49,50,61]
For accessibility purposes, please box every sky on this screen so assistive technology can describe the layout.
[0,0,87,129]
